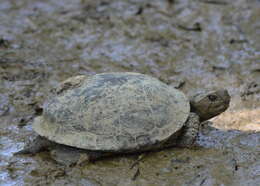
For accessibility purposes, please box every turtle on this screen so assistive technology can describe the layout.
[16,72,230,162]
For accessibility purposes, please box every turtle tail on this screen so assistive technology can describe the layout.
[14,136,52,155]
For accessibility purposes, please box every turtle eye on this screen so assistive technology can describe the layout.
[208,95,218,101]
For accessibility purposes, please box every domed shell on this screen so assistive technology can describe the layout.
[33,72,190,152]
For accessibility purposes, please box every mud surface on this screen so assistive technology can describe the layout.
[0,0,259,185]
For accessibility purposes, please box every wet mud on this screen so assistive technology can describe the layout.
[0,0,259,185]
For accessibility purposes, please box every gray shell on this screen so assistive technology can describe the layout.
[33,72,190,152]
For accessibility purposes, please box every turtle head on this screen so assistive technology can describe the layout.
[190,89,230,122]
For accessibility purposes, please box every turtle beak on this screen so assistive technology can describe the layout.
[217,89,231,105]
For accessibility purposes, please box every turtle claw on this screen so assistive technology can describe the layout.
[76,153,90,166]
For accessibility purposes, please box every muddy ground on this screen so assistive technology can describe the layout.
[0,0,259,185]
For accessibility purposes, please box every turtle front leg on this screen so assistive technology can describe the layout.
[14,135,53,155]
[177,112,200,147]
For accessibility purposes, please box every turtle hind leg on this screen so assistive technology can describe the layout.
[81,151,114,162]
[76,151,118,166]
[14,135,53,155]
[49,147,114,166]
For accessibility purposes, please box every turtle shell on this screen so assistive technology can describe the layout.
[33,72,190,152]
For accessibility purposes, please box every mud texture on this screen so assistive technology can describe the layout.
[0,0,259,186]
